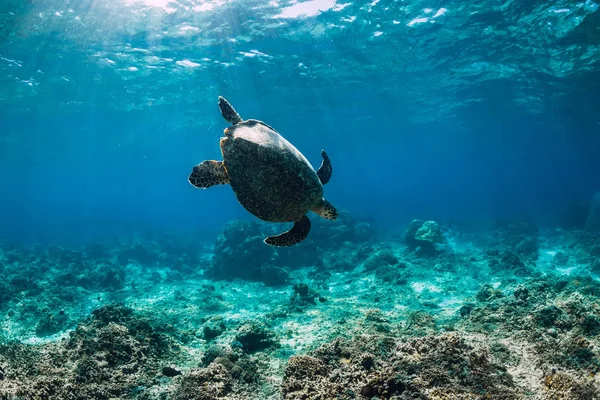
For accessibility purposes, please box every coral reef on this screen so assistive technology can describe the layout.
[488,217,540,263]
[310,210,375,248]
[234,319,278,353]
[208,213,373,284]
[404,219,448,255]
[1,213,600,399]
[0,304,188,399]
[201,315,227,340]
[282,334,520,399]
[173,363,233,400]
[486,248,534,276]
[209,220,276,282]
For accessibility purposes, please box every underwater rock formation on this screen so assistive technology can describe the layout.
[0,236,212,340]
[461,276,600,374]
[208,220,315,283]
[363,247,398,271]
[310,210,374,248]
[2,220,600,399]
[289,282,326,309]
[361,246,412,284]
[323,241,374,273]
[486,248,534,276]
[279,273,600,399]
[234,319,278,353]
[199,344,262,386]
[209,213,373,284]
[201,315,227,340]
[35,309,70,337]
[0,304,187,399]
[281,334,520,399]
[543,370,599,399]
[404,219,447,254]
[209,220,277,282]
[173,363,233,400]
[281,355,330,398]
[489,217,539,264]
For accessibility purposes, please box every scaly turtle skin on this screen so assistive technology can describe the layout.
[189,96,337,246]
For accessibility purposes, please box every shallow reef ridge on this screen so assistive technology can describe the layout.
[1,214,600,399]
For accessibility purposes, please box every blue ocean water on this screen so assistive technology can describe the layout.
[1,1,600,398]
[2,0,598,245]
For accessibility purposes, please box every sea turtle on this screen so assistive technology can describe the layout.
[188,96,338,247]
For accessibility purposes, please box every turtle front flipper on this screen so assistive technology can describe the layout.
[316,150,332,185]
[188,160,229,189]
[264,215,311,247]
[218,96,243,125]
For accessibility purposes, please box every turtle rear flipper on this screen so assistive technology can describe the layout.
[316,150,332,185]
[264,215,311,247]
[189,160,229,188]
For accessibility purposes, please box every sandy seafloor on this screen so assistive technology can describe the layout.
[1,214,599,399]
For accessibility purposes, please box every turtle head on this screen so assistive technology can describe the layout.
[312,198,338,221]
[218,96,243,125]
